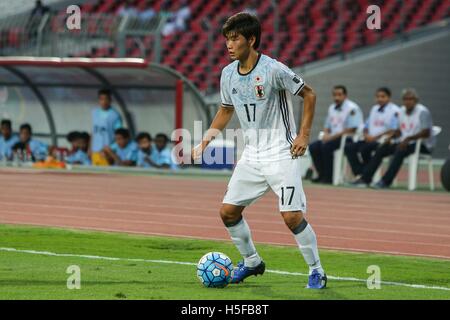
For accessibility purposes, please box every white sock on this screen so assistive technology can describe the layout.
[293,223,324,275]
[226,218,262,268]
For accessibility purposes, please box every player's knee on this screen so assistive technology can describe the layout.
[282,212,304,232]
[220,206,242,226]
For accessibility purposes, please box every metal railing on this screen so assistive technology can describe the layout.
[0,11,167,61]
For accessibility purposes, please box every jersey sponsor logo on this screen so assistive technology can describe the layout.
[255,85,265,98]
[232,88,237,94]
[293,76,301,84]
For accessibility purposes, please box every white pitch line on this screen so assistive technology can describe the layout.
[1,247,449,292]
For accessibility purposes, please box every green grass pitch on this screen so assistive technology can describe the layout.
[0,224,449,300]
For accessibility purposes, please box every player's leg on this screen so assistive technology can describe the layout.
[265,158,326,289]
[281,211,326,288]
[220,203,262,268]
[222,160,269,283]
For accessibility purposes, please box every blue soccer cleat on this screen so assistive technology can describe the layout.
[307,269,327,289]
[230,260,266,283]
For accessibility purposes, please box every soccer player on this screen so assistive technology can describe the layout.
[103,128,138,166]
[91,88,123,166]
[345,87,400,176]
[353,88,434,188]
[12,123,48,161]
[308,85,363,184]
[191,13,326,289]
[0,119,19,161]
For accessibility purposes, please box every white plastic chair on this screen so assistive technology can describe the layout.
[333,133,364,186]
[374,126,441,191]
[406,125,441,191]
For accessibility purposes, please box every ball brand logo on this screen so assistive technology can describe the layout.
[214,262,230,277]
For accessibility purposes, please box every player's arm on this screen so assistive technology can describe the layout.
[291,84,316,157]
[102,146,120,165]
[192,106,234,160]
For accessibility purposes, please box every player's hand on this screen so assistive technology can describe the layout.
[291,135,309,158]
[191,143,204,161]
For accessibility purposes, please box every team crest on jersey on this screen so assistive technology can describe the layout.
[255,85,265,98]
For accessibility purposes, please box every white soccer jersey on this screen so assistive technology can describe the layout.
[365,102,400,137]
[220,53,305,162]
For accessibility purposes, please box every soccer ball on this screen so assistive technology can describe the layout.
[197,252,233,288]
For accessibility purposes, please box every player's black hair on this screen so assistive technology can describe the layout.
[80,131,90,143]
[333,85,347,95]
[1,119,12,128]
[155,133,169,142]
[376,87,392,97]
[20,123,32,134]
[98,88,112,98]
[222,12,261,50]
[67,131,81,143]
[136,132,152,142]
[114,128,130,139]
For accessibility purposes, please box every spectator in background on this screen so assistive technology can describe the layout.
[353,88,435,189]
[0,119,19,161]
[103,128,138,166]
[243,0,258,16]
[308,85,363,184]
[345,87,400,177]
[66,131,91,165]
[91,88,123,166]
[162,0,191,36]
[136,132,153,168]
[27,0,51,39]
[139,0,157,21]
[150,133,176,169]
[118,0,139,18]
[12,123,48,162]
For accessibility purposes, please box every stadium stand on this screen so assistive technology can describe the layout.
[60,0,450,92]
[1,0,449,92]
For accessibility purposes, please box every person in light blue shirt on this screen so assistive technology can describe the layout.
[150,133,177,170]
[91,88,123,166]
[65,131,91,165]
[103,128,138,166]
[345,87,400,176]
[136,132,153,168]
[309,85,363,184]
[0,119,20,161]
[136,132,176,169]
[12,123,48,162]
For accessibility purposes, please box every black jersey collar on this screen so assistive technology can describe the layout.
[237,52,262,76]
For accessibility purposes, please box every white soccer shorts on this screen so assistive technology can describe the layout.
[223,158,307,212]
